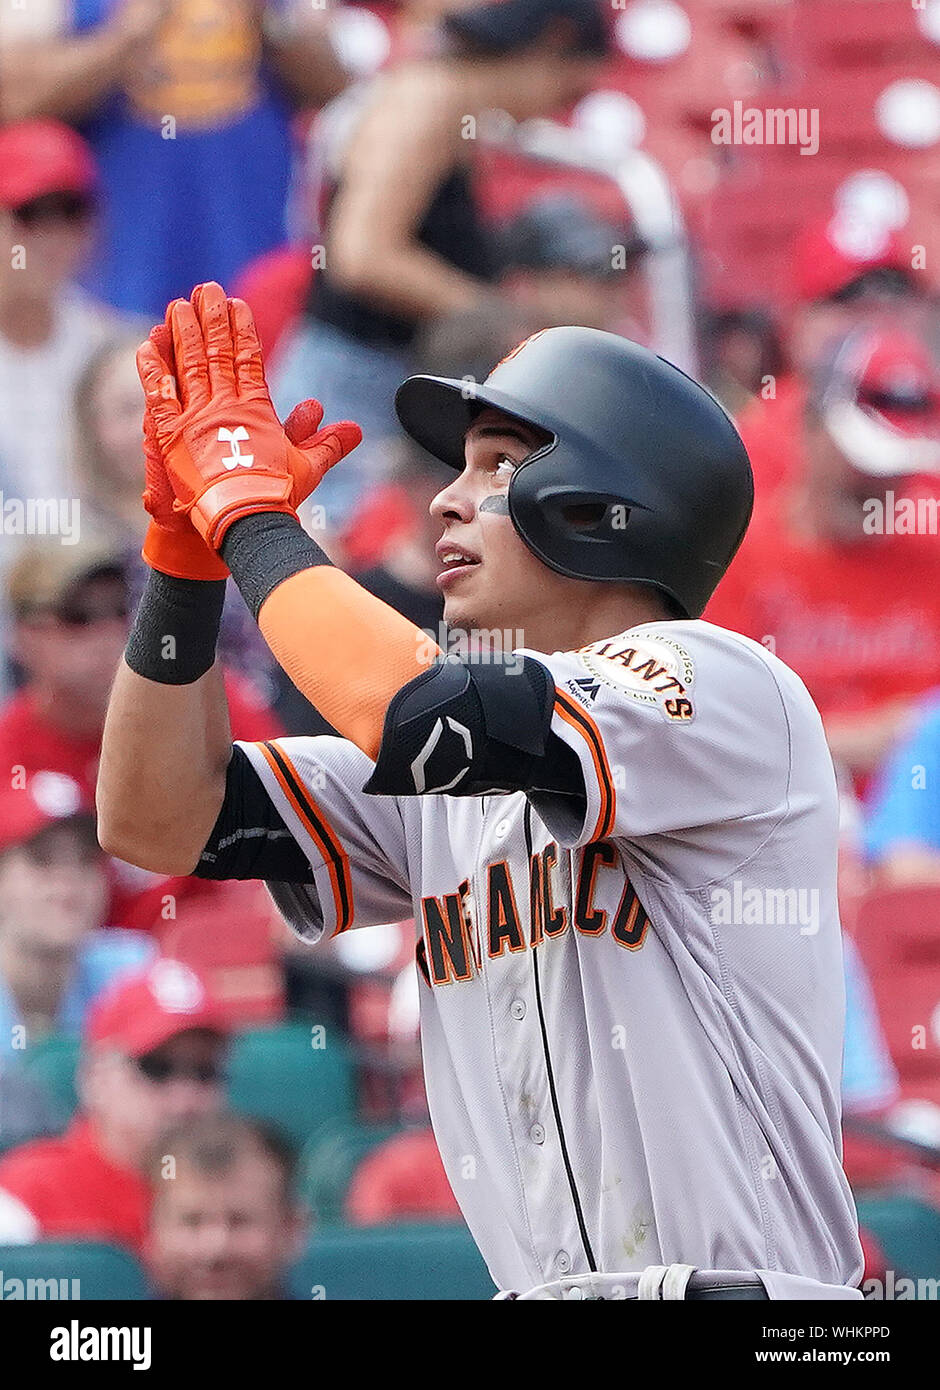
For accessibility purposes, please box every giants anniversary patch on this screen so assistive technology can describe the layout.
[577,631,696,723]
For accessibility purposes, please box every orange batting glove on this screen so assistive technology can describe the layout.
[140,323,229,581]
[139,321,348,580]
[136,282,362,552]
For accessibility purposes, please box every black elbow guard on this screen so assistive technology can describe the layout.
[363,654,557,797]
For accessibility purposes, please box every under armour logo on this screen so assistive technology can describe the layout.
[218,426,254,470]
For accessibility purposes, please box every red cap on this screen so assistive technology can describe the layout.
[792,213,911,304]
[0,120,97,212]
[821,327,940,477]
[87,959,229,1058]
[0,770,90,854]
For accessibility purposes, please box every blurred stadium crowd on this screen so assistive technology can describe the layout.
[0,0,938,1299]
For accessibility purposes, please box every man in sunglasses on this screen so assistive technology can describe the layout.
[0,540,281,923]
[0,120,126,508]
[1,543,133,803]
[0,958,228,1252]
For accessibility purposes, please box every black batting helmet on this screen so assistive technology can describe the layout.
[394,327,754,619]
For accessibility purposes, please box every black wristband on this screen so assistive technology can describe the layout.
[124,572,226,685]
[221,513,331,621]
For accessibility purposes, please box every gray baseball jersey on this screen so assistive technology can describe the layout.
[239,619,863,1296]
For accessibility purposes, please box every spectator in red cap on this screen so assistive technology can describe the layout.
[0,768,153,1060]
[0,120,127,510]
[707,325,940,792]
[737,208,934,500]
[0,959,228,1251]
[145,1113,306,1300]
[0,538,282,925]
[2,543,131,797]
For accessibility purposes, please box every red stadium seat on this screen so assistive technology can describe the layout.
[156,882,286,1028]
[794,0,925,66]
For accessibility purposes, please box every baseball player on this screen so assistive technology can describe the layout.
[98,283,864,1300]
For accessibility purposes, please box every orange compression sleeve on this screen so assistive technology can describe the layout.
[258,566,442,760]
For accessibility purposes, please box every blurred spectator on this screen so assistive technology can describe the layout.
[701,308,786,418]
[865,694,940,885]
[0,542,281,928]
[345,1126,460,1226]
[0,959,228,1250]
[0,542,279,806]
[0,1062,59,1154]
[707,326,940,791]
[737,211,932,500]
[273,0,608,528]
[0,771,153,1057]
[145,1113,305,1299]
[411,298,545,386]
[0,1,348,318]
[497,190,648,336]
[3,543,133,797]
[789,219,928,375]
[156,881,287,1031]
[72,334,152,547]
[0,120,123,504]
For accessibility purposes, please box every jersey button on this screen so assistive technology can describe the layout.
[555,1251,572,1274]
[510,999,526,1020]
[495,819,511,839]
[529,1123,545,1145]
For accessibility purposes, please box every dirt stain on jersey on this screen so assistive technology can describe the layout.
[621,1208,654,1260]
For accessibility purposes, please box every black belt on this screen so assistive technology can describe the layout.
[686,1283,769,1301]
[615,1279,769,1301]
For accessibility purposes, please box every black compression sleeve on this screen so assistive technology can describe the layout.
[220,513,331,621]
[125,573,226,685]
[194,745,314,883]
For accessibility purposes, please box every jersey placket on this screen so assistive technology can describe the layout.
[475,797,592,1282]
